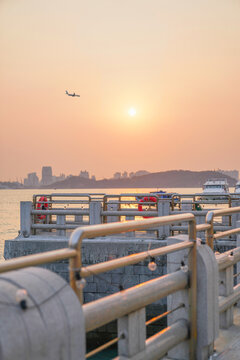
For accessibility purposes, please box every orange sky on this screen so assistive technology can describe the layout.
[0,0,240,181]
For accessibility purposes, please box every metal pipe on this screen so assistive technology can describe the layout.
[32,210,89,215]
[101,211,158,216]
[80,242,193,278]
[196,224,212,232]
[216,248,240,270]
[83,270,188,332]
[113,319,189,360]
[0,248,77,273]
[69,213,196,249]
[31,224,79,229]
[219,284,240,313]
[214,227,240,240]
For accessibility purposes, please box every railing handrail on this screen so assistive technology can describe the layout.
[69,213,196,249]
[83,270,188,332]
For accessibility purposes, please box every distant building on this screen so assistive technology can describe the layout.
[52,174,66,183]
[41,166,53,185]
[218,169,239,181]
[79,170,89,179]
[122,171,128,178]
[24,172,39,187]
[113,172,121,180]
[91,175,96,181]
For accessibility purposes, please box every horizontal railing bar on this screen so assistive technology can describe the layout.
[106,201,158,205]
[32,210,89,215]
[34,193,104,197]
[35,200,91,204]
[145,304,185,326]
[219,284,240,313]
[207,206,240,218]
[86,337,120,359]
[233,271,240,278]
[196,224,212,232]
[114,319,189,360]
[31,224,79,229]
[70,213,196,248]
[0,248,77,273]
[216,248,240,270]
[101,211,157,216]
[171,211,209,215]
[214,228,240,240]
[80,242,193,278]
[83,270,188,332]
[171,225,231,232]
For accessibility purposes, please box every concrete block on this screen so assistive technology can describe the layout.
[0,267,85,360]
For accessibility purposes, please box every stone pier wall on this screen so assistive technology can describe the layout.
[4,236,168,344]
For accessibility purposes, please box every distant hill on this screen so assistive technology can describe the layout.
[43,170,237,189]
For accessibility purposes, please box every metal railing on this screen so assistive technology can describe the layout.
[0,212,198,359]
[27,192,240,239]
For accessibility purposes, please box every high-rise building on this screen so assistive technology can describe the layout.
[24,172,39,187]
[41,166,53,185]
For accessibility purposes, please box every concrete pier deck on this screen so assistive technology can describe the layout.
[214,307,240,359]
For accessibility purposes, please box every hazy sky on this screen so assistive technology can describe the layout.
[0,0,240,181]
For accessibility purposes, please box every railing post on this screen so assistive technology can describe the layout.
[106,201,120,223]
[167,233,219,360]
[231,201,240,234]
[219,262,234,328]
[57,215,66,236]
[157,200,170,239]
[167,234,192,360]
[126,216,135,237]
[89,201,101,225]
[188,220,197,360]
[118,308,146,357]
[206,219,214,249]
[75,215,83,225]
[20,201,32,237]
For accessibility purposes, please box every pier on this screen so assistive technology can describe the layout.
[1,192,240,359]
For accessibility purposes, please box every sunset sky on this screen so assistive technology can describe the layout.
[0,0,240,181]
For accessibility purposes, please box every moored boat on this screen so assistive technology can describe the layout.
[201,179,229,199]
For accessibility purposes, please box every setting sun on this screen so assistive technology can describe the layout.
[128,107,136,117]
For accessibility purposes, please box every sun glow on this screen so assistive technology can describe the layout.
[128,107,136,117]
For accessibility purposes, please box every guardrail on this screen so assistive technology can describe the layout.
[3,206,240,359]
[21,193,240,241]
[0,213,198,359]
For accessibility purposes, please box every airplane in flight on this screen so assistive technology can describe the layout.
[65,90,80,97]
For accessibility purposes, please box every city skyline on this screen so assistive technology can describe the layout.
[2,166,239,185]
[1,1,240,181]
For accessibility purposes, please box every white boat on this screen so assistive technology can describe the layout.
[202,179,229,199]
